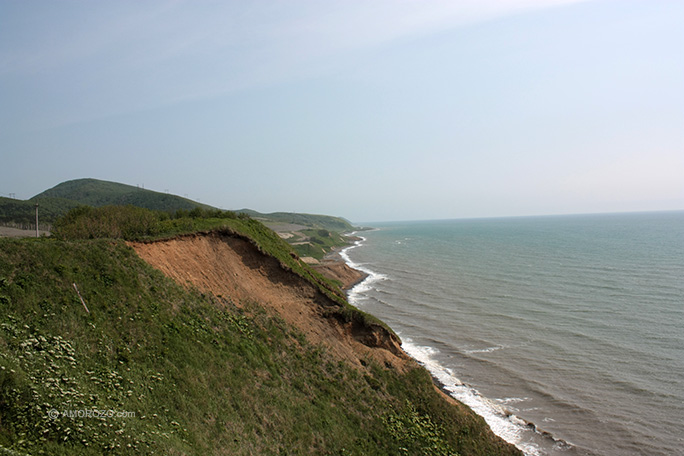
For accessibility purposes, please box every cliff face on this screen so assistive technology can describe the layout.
[129,231,407,370]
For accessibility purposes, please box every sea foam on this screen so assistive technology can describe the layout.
[400,337,544,456]
[340,234,387,302]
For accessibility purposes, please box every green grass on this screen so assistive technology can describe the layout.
[0,237,521,455]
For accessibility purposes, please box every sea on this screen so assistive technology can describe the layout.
[340,211,684,456]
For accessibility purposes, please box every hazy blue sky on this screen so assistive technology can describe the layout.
[1,0,682,222]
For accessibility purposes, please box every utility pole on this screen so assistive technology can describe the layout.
[35,203,39,238]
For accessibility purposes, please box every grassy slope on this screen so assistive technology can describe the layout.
[0,220,521,455]
[1,237,388,455]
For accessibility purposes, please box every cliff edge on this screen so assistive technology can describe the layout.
[129,231,405,369]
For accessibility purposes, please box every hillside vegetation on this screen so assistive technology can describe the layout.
[1,178,356,258]
[34,179,214,213]
[0,207,521,455]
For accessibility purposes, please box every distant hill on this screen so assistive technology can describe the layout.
[34,178,213,212]
[239,209,355,232]
[0,178,212,227]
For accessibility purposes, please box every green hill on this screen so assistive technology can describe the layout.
[0,179,211,228]
[0,209,522,455]
[34,178,213,213]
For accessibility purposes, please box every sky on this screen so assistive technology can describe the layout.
[1,0,682,223]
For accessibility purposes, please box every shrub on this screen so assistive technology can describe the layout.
[52,205,164,240]
[188,207,204,219]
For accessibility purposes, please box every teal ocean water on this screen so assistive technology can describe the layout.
[342,211,684,456]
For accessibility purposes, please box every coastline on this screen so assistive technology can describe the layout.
[325,232,575,456]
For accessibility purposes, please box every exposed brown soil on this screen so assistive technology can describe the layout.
[128,231,409,370]
[312,260,367,290]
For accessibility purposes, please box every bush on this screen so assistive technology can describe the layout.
[188,207,204,219]
[173,208,238,221]
[52,205,164,240]
[53,205,247,242]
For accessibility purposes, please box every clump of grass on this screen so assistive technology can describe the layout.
[384,400,459,456]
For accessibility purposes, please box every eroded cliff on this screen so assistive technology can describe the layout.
[129,231,407,370]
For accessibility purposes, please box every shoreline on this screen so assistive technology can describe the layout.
[324,232,571,456]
